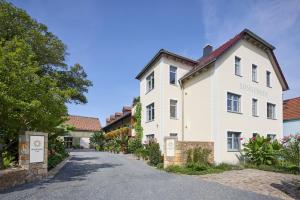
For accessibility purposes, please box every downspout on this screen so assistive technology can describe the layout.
[179,79,184,141]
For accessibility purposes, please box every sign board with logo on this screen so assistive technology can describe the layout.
[166,139,175,157]
[30,135,45,163]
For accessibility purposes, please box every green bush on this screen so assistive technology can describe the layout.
[90,131,106,151]
[281,134,300,166]
[243,135,282,165]
[2,151,14,169]
[128,138,143,154]
[48,138,69,170]
[186,147,212,165]
[145,140,162,166]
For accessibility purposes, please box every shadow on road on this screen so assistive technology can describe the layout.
[271,179,300,200]
[0,157,121,194]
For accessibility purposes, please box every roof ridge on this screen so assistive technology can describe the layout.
[68,115,100,119]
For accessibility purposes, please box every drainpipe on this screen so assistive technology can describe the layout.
[179,79,184,141]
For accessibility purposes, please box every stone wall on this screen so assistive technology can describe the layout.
[0,131,48,192]
[164,137,214,168]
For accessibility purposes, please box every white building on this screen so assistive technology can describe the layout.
[136,29,289,164]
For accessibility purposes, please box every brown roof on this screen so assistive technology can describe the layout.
[65,115,101,132]
[283,97,300,121]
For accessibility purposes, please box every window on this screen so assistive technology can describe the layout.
[146,72,154,93]
[252,64,257,82]
[235,56,241,76]
[146,134,155,142]
[253,133,258,138]
[170,133,178,138]
[169,66,177,85]
[227,93,241,113]
[227,132,241,151]
[267,134,276,141]
[64,137,73,149]
[146,103,155,122]
[266,71,271,87]
[252,98,258,116]
[267,103,276,119]
[170,99,177,119]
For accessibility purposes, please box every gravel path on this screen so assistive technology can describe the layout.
[0,151,278,200]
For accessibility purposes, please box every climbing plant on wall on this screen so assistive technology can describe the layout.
[133,97,143,141]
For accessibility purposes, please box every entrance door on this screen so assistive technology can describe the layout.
[64,137,73,148]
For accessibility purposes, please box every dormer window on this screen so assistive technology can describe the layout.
[146,72,154,93]
[235,56,241,76]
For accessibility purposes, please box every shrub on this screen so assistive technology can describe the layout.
[145,140,162,166]
[243,135,282,165]
[186,147,212,165]
[2,151,14,169]
[48,138,69,170]
[281,134,300,166]
[90,131,105,151]
[186,162,208,171]
[128,138,143,154]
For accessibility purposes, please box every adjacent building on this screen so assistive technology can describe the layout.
[102,106,134,136]
[283,97,300,136]
[136,29,289,164]
[64,115,101,148]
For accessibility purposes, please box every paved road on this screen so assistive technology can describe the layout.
[0,151,278,200]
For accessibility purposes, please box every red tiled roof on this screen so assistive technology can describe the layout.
[283,97,300,121]
[65,115,101,132]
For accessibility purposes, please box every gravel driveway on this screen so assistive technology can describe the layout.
[0,151,278,200]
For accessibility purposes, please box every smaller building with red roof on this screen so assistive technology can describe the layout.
[283,97,300,136]
[64,115,101,148]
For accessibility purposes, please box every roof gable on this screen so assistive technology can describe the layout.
[179,29,289,91]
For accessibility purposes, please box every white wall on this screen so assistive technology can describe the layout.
[283,119,300,136]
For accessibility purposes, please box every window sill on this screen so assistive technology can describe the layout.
[267,117,277,120]
[170,117,179,120]
[252,115,259,117]
[267,86,272,88]
[146,120,154,123]
[145,88,154,95]
[252,80,259,83]
[170,83,178,87]
[235,74,243,77]
[227,150,240,152]
[227,111,242,115]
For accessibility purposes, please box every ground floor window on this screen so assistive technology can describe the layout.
[64,137,73,148]
[146,134,155,142]
[170,133,178,138]
[227,132,241,151]
[252,133,258,137]
[267,134,276,141]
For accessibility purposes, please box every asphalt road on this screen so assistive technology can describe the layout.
[0,151,278,200]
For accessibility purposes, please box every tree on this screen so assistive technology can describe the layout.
[0,1,92,168]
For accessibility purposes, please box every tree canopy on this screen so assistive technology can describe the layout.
[0,0,92,162]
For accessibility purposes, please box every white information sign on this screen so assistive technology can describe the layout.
[166,139,175,157]
[30,136,44,163]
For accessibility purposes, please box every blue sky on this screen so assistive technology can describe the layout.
[9,0,300,125]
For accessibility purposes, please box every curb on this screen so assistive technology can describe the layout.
[47,155,72,179]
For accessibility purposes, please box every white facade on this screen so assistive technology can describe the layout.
[137,30,288,164]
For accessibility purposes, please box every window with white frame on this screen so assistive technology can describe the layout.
[169,66,177,85]
[252,98,258,116]
[252,64,257,82]
[267,134,276,141]
[146,103,155,122]
[170,99,177,119]
[227,132,241,151]
[267,103,276,119]
[146,72,154,93]
[146,134,155,141]
[266,71,271,87]
[227,92,241,113]
[170,133,178,138]
[235,56,241,76]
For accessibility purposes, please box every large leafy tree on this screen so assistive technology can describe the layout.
[0,0,92,167]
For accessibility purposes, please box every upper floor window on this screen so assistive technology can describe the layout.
[267,134,276,141]
[169,66,177,85]
[146,103,155,122]
[235,56,241,76]
[146,134,155,142]
[170,99,177,119]
[266,71,271,87]
[227,132,241,151]
[267,103,276,119]
[227,92,241,113]
[252,98,258,117]
[170,133,178,138]
[252,64,257,82]
[146,72,154,93]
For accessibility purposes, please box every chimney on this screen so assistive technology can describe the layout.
[106,118,110,124]
[203,44,213,57]
[115,112,122,118]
